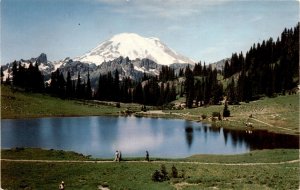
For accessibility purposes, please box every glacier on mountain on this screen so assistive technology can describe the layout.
[74,33,194,66]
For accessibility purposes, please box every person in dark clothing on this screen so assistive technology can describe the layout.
[145,150,150,162]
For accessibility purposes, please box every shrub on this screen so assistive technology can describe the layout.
[152,170,163,182]
[152,165,169,182]
[160,164,169,181]
[171,165,178,178]
[152,165,185,182]
[223,104,230,117]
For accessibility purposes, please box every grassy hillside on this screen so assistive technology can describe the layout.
[0,85,142,119]
[167,94,299,135]
[1,148,299,190]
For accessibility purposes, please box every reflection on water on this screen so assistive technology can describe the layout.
[185,125,194,149]
[1,116,299,158]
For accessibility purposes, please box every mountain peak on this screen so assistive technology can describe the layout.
[74,33,194,66]
[111,32,147,39]
[110,33,161,43]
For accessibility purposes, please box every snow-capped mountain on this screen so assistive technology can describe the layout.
[2,33,196,86]
[74,33,194,66]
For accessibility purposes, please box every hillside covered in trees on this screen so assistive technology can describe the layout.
[224,23,299,103]
[1,23,298,108]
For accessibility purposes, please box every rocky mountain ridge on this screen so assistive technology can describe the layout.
[2,53,193,87]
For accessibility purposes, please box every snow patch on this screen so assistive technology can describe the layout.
[134,66,145,72]
[38,63,49,70]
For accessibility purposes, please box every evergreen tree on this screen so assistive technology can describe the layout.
[223,60,230,79]
[12,61,18,86]
[158,82,165,105]
[33,62,44,92]
[5,75,11,85]
[18,63,26,87]
[76,72,82,99]
[165,82,171,103]
[195,80,203,106]
[178,68,184,77]
[212,83,223,105]
[223,101,230,117]
[133,82,143,104]
[227,78,237,104]
[184,66,194,108]
[50,69,60,95]
[193,62,202,76]
[1,66,4,84]
[86,71,92,99]
[58,72,66,98]
[66,71,73,98]
[113,69,120,101]
[170,84,177,102]
[120,77,132,102]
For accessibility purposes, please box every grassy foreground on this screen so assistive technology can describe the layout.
[1,148,299,190]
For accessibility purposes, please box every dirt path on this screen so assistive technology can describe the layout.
[1,159,299,166]
[250,117,298,132]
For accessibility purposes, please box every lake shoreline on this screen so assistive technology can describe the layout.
[3,110,299,137]
[1,85,299,136]
[2,147,299,162]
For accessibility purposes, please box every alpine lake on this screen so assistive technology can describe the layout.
[1,116,299,158]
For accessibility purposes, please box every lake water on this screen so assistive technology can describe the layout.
[1,116,299,158]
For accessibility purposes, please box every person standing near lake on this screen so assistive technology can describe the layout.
[145,150,150,162]
[114,150,119,162]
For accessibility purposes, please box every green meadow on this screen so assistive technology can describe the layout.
[1,148,299,190]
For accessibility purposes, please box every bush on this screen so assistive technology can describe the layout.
[201,114,207,120]
[160,164,169,181]
[152,165,169,182]
[152,165,185,182]
[171,165,178,178]
[152,170,163,182]
[223,104,230,117]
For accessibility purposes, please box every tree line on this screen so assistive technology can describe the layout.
[184,63,223,108]
[95,69,177,106]
[223,23,299,103]
[2,60,45,92]
[47,69,93,99]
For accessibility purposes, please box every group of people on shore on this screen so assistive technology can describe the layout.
[58,151,150,189]
[114,150,122,162]
[114,150,150,162]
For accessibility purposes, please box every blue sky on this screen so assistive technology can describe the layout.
[1,0,299,64]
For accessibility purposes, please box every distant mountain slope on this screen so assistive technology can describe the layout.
[74,33,195,66]
[209,58,230,71]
